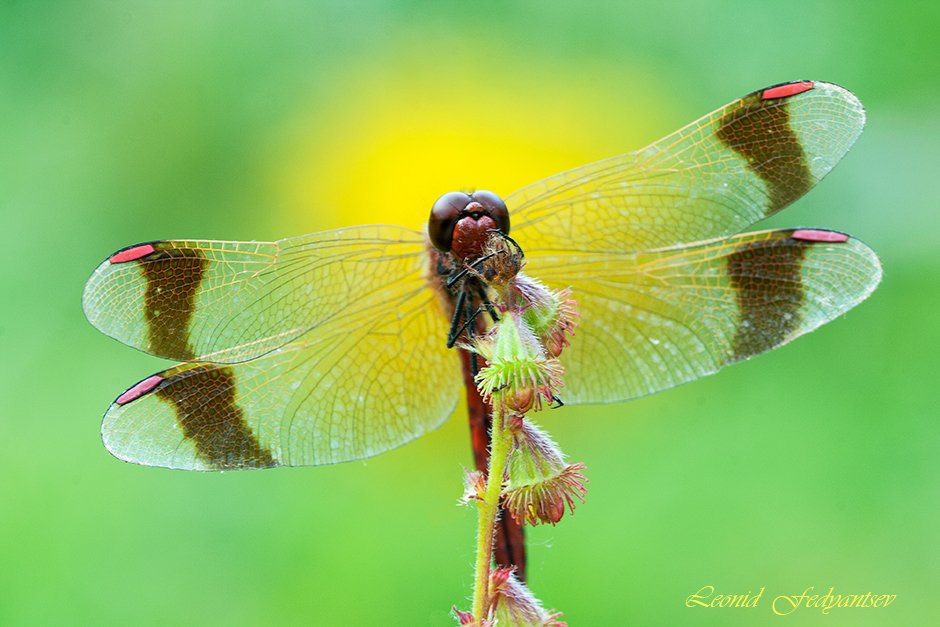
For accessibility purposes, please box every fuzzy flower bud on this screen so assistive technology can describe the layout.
[489,568,567,626]
[513,275,579,358]
[452,607,487,626]
[459,468,486,505]
[468,310,564,414]
[503,420,588,526]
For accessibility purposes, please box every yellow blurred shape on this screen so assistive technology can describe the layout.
[266,49,671,232]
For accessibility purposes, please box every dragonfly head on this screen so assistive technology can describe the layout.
[428,190,510,259]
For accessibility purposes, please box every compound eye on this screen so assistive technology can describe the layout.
[429,191,472,252]
[471,190,510,235]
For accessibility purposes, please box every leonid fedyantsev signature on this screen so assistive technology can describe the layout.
[686,585,896,616]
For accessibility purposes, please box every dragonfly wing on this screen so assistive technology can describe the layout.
[509,81,865,255]
[531,229,881,405]
[101,269,462,469]
[83,225,430,363]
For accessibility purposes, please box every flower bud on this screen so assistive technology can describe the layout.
[459,469,486,505]
[452,607,483,626]
[489,568,567,626]
[503,420,588,526]
[538,288,579,358]
[468,310,564,414]
[512,275,579,357]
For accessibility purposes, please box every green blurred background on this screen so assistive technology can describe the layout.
[2,2,937,625]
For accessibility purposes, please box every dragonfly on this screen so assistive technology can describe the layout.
[83,80,881,579]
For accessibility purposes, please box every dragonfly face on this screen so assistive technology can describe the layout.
[84,79,881,474]
[428,189,510,260]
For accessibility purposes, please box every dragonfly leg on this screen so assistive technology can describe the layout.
[475,285,499,323]
[447,285,490,350]
[446,252,499,289]
[464,292,480,376]
[446,288,468,348]
[449,305,489,349]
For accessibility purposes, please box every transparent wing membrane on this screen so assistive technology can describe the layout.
[83,226,431,362]
[101,260,462,469]
[530,229,881,405]
[510,81,865,256]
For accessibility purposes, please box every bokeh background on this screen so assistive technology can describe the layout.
[2,2,937,625]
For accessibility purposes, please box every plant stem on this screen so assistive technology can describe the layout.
[472,404,513,620]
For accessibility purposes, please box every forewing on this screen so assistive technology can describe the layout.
[100,268,462,469]
[532,229,881,405]
[83,225,430,362]
[509,81,865,255]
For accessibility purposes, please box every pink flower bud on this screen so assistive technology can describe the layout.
[503,420,588,526]
[489,568,567,626]
[510,276,579,358]
[504,463,588,527]
[459,469,486,505]
[452,607,476,625]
